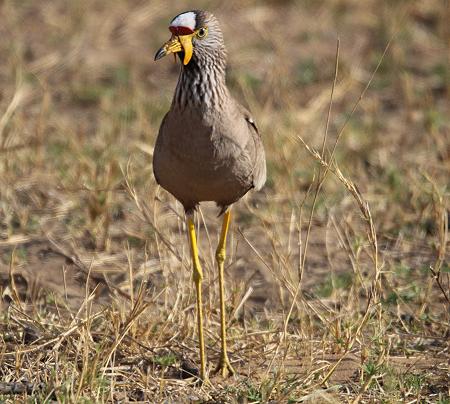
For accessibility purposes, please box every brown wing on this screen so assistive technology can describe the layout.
[238,104,267,191]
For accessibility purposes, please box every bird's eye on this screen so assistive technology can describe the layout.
[196,27,207,39]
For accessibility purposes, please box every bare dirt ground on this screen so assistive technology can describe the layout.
[0,0,448,402]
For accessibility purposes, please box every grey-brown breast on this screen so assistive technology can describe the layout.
[153,96,265,211]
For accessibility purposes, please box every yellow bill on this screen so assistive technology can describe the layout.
[154,34,194,66]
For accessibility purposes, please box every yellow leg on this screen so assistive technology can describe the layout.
[214,209,235,377]
[187,215,207,381]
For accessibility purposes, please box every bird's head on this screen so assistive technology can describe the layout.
[154,10,225,66]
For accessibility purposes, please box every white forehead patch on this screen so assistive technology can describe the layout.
[170,12,196,29]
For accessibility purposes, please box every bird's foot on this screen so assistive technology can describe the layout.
[214,354,235,377]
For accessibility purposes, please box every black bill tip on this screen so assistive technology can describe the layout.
[154,47,167,61]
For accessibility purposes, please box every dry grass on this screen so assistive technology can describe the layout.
[0,0,449,402]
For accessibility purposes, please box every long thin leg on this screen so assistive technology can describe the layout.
[187,214,207,381]
[214,209,235,377]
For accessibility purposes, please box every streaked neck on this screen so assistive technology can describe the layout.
[174,52,227,111]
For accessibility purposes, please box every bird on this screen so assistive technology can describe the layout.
[153,10,266,381]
